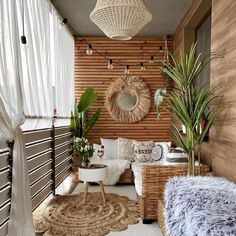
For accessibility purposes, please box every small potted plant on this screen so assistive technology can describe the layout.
[74,137,94,168]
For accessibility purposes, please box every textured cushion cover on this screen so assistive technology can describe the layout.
[154,141,171,159]
[118,137,136,162]
[167,148,188,159]
[133,140,153,162]
[165,176,236,236]
[100,138,118,160]
[151,144,163,161]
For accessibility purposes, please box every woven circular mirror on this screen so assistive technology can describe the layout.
[105,75,151,123]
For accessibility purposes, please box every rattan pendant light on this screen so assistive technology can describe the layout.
[90,0,152,40]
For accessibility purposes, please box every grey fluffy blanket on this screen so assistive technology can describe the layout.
[164,176,236,236]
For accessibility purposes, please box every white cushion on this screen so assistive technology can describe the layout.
[118,137,135,162]
[132,163,143,196]
[133,140,154,162]
[93,144,101,158]
[100,138,118,160]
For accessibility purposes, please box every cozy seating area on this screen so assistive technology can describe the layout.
[1,0,236,236]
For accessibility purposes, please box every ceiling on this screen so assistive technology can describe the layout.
[51,0,192,37]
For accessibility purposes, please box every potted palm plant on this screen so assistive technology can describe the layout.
[162,44,221,176]
[70,87,101,166]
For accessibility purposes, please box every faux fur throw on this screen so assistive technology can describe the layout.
[90,156,130,185]
[164,176,236,236]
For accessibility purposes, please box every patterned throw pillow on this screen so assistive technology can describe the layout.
[151,144,163,162]
[154,141,171,159]
[133,140,154,162]
[118,137,136,162]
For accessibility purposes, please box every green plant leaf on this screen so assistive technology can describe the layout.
[77,87,98,113]
[83,108,101,137]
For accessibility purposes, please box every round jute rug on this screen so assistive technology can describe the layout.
[33,192,140,236]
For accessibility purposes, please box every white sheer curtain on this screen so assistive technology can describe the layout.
[0,1,74,234]
[51,7,74,118]
[19,0,53,118]
[0,0,35,235]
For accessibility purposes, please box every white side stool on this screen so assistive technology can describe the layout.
[78,164,108,204]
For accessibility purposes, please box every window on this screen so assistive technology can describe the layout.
[195,15,212,90]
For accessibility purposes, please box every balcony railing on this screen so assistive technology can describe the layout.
[0,124,72,235]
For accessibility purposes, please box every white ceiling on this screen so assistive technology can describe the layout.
[51,0,192,37]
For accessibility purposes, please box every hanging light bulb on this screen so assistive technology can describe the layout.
[149,56,154,63]
[140,62,145,70]
[62,18,68,25]
[125,65,130,74]
[108,59,113,69]
[21,35,27,45]
[86,44,93,55]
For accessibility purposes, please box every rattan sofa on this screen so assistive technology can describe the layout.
[137,164,210,221]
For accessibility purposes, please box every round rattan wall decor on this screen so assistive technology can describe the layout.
[105,75,151,123]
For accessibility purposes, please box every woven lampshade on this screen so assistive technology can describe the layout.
[90,0,152,40]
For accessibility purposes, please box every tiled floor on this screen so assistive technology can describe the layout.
[36,176,163,236]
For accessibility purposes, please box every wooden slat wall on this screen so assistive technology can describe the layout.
[201,0,236,182]
[74,37,172,143]
[173,0,236,182]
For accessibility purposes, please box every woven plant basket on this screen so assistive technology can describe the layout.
[90,0,152,40]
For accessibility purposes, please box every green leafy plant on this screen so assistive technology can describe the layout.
[70,88,101,154]
[162,43,222,175]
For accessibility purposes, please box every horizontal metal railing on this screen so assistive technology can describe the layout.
[0,124,72,235]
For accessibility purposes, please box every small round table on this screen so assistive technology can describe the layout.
[78,164,108,205]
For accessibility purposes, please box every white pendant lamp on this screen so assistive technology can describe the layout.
[90,0,152,41]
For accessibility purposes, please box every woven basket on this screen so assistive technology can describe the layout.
[138,164,210,220]
[157,200,168,236]
[90,0,152,40]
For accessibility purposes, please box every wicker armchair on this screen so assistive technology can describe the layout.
[137,164,210,221]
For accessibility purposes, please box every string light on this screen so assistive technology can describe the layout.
[21,0,27,44]
[125,65,130,74]
[149,55,154,64]
[140,62,145,70]
[59,16,170,73]
[62,18,68,25]
[86,44,93,55]
[108,59,113,69]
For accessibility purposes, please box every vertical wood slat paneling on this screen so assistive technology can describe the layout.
[74,37,173,144]
[173,0,236,182]
[201,0,236,182]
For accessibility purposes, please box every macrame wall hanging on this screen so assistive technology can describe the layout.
[105,75,151,124]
